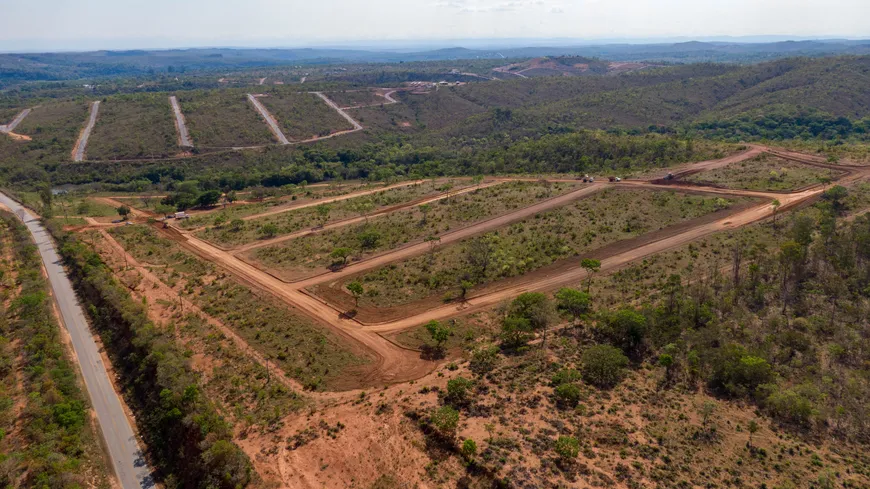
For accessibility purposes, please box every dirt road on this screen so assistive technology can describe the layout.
[72,101,100,162]
[247,94,291,145]
[0,108,32,134]
[169,96,192,148]
[312,92,363,131]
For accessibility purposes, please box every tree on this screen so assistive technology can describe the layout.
[346,281,364,308]
[747,419,759,448]
[315,204,331,227]
[445,377,473,406]
[197,190,222,208]
[554,383,581,408]
[500,316,534,350]
[599,308,647,358]
[658,353,675,383]
[330,247,352,266]
[430,406,459,440]
[117,205,131,220]
[581,345,629,388]
[38,184,52,215]
[509,292,555,347]
[353,199,375,223]
[472,175,484,188]
[419,204,431,224]
[225,190,237,206]
[771,199,781,229]
[555,288,591,328]
[425,320,450,352]
[459,280,473,300]
[822,185,849,215]
[259,223,279,238]
[461,438,478,461]
[469,346,499,376]
[229,219,245,232]
[580,258,601,293]
[465,236,497,280]
[357,229,381,250]
[554,436,580,461]
[424,235,440,263]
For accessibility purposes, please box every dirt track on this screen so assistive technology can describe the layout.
[113,146,869,388]
[0,108,32,135]
[247,94,291,145]
[169,96,192,148]
[72,101,100,162]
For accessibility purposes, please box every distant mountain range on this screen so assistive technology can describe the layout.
[2,40,870,82]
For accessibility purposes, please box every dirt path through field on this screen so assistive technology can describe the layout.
[169,96,193,148]
[312,92,363,131]
[0,108,32,135]
[72,101,100,162]
[247,94,290,145]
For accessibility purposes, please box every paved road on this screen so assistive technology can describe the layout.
[169,96,192,148]
[73,101,100,162]
[247,94,290,145]
[0,192,153,489]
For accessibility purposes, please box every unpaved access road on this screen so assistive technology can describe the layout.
[73,101,100,162]
[0,108,32,134]
[169,96,192,148]
[247,94,291,145]
[0,192,153,489]
[312,92,363,131]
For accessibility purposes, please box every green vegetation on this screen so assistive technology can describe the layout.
[86,93,178,160]
[251,180,578,279]
[107,225,368,390]
[686,154,840,191]
[177,89,273,147]
[325,90,385,108]
[348,189,748,307]
[0,213,110,489]
[257,89,352,139]
[52,223,253,489]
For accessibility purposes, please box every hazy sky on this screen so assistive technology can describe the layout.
[2,0,869,51]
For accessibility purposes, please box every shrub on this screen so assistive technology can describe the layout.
[430,406,460,440]
[582,345,629,388]
[469,346,499,376]
[551,368,582,386]
[554,383,582,408]
[445,377,474,407]
[554,436,580,460]
[461,438,478,460]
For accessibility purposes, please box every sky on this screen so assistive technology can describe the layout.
[1,0,869,51]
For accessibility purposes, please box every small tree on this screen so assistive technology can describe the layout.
[771,199,781,229]
[430,406,459,441]
[461,438,478,461]
[229,219,245,232]
[459,280,473,301]
[315,204,331,227]
[554,383,581,408]
[555,288,592,328]
[700,401,717,430]
[346,281,364,308]
[330,247,352,266]
[426,320,450,352]
[500,316,534,350]
[419,204,431,224]
[357,229,381,250]
[508,292,555,346]
[445,377,473,407]
[581,345,629,388]
[225,190,238,206]
[554,436,580,461]
[747,419,759,448]
[580,258,601,293]
[259,223,279,238]
[469,346,499,376]
[353,199,375,223]
[117,205,131,220]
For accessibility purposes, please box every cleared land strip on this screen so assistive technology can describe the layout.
[247,94,290,145]
[72,101,100,162]
[312,92,363,131]
[169,96,192,148]
[0,108,32,133]
[234,180,505,253]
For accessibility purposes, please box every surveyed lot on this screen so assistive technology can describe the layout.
[86,94,178,160]
[108,225,369,390]
[195,179,466,247]
[177,90,274,147]
[329,188,751,308]
[324,90,387,108]
[6,101,90,160]
[685,154,841,191]
[245,180,581,281]
[256,90,353,140]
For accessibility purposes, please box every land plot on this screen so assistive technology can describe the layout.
[85,94,178,160]
[0,107,23,124]
[11,100,90,159]
[256,90,353,140]
[174,181,397,230]
[196,179,463,247]
[685,154,841,191]
[108,225,370,390]
[246,181,580,281]
[327,188,750,309]
[177,89,274,148]
[325,90,387,108]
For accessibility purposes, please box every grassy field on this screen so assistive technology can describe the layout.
[325,90,386,108]
[196,179,461,246]
[247,180,580,280]
[86,93,178,160]
[685,154,840,191]
[107,225,369,390]
[340,188,749,307]
[177,89,274,147]
[256,89,352,140]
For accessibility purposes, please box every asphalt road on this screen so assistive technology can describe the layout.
[0,192,153,489]
[73,101,100,162]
